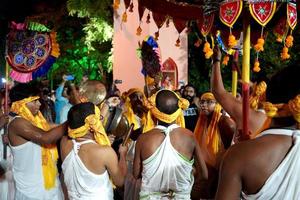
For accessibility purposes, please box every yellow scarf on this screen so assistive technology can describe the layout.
[123,88,154,132]
[68,106,111,146]
[11,96,58,190]
[194,92,224,168]
[147,89,189,127]
[249,81,267,110]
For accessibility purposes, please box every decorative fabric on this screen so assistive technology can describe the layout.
[287,2,297,30]
[68,106,110,146]
[200,13,215,37]
[140,124,194,200]
[147,89,189,127]
[249,2,277,27]
[288,94,300,123]
[219,0,243,28]
[242,129,300,199]
[11,96,58,190]
[6,21,60,83]
[194,92,224,168]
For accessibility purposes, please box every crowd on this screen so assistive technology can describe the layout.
[0,46,300,200]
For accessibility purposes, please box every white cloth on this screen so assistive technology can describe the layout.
[8,116,62,200]
[140,124,194,200]
[62,140,113,200]
[242,128,300,200]
[9,139,62,200]
[0,128,15,200]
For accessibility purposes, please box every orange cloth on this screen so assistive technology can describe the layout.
[194,93,224,168]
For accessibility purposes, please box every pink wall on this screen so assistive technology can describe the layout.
[113,0,188,93]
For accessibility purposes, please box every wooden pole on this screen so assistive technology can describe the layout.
[242,9,250,137]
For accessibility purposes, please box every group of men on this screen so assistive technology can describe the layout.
[0,45,300,199]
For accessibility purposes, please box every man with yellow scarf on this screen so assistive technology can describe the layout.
[133,89,208,200]
[211,46,300,199]
[60,102,128,199]
[8,83,67,199]
[192,92,236,199]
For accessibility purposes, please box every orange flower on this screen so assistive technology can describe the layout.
[228,34,237,49]
[222,55,230,66]
[285,35,294,48]
[254,37,265,52]
[203,41,213,59]
[253,59,261,72]
[281,47,290,60]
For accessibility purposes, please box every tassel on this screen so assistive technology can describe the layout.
[129,2,134,12]
[253,59,261,72]
[285,35,294,48]
[113,0,120,10]
[155,31,159,40]
[122,12,127,23]
[276,37,283,43]
[175,37,180,47]
[136,26,142,36]
[281,46,290,60]
[228,34,237,49]
[222,54,230,66]
[203,41,213,59]
[194,38,202,47]
[254,37,265,52]
[146,13,151,24]
[166,18,170,28]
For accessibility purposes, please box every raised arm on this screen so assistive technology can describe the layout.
[8,118,67,145]
[211,46,267,135]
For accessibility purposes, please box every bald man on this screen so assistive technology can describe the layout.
[133,89,208,199]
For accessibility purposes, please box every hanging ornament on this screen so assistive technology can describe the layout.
[146,12,151,24]
[199,13,214,38]
[222,54,230,66]
[6,21,60,83]
[285,35,294,48]
[113,0,120,10]
[153,13,166,41]
[287,2,297,30]
[281,46,290,60]
[254,37,265,52]
[219,0,243,50]
[136,25,142,36]
[173,18,186,48]
[175,37,180,47]
[253,58,261,73]
[166,17,170,28]
[203,40,213,59]
[122,11,127,23]
[129,2,134,12]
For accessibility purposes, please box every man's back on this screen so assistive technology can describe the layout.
[216,129,298,199]
[134,124,197,199]
[139,125,196,162]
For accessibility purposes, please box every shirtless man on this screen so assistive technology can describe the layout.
[60,102,128,199]
[211,46,268,140]
[133,89,208,199]
[215,63,300,199]
[8,83,67,199]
